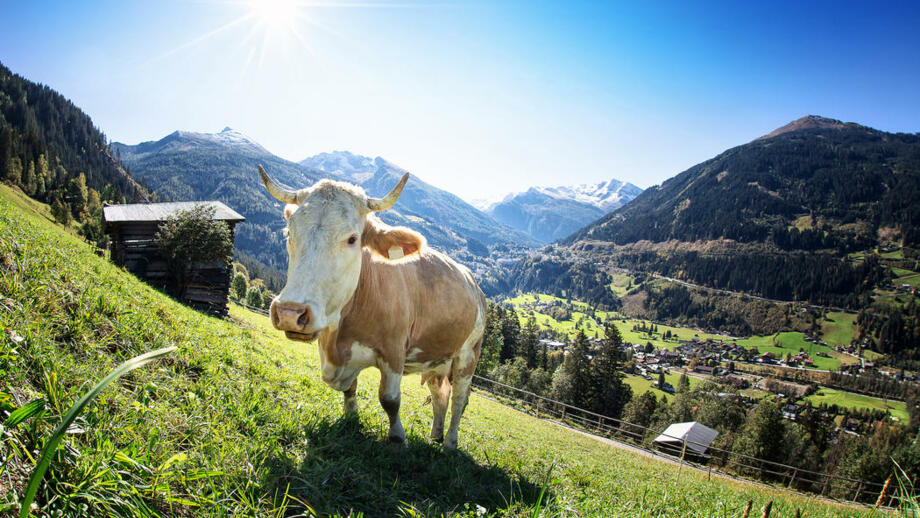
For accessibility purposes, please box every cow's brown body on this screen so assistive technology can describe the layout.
[260,167,485,448]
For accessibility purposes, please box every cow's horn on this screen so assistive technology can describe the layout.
[367,173,409,212]
[259,165,300,204]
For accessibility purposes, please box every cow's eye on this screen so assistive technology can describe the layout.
[347,235,358,245]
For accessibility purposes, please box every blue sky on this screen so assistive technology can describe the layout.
[1,1,918,201]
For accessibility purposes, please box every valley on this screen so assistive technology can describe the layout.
[499,288,912,422]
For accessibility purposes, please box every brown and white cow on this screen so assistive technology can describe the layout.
[259,165,485,449]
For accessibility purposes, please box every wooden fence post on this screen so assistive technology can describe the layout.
[786,468,797,488]
[852,480,863,503]
[676,435,688,483]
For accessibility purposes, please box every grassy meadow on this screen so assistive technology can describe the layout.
[805,388,909,423]
[623,371,705,400]
[735,332,843,370]
[0,185,888,516]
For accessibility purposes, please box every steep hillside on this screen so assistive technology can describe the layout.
[115,136,537,286]
[0,61,145,202]
[479,179,642,243]
[0,185,858,517]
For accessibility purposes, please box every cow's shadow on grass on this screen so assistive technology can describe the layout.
[264,413,551,516]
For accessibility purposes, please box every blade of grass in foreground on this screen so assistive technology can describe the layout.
[19,346,177,518]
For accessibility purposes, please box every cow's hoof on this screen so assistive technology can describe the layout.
[443,439,457,450]
[388,435,407,446]
[429,434,444,444]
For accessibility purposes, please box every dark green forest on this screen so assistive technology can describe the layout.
[615,250,886,308]
[507,255,620,309]
[567,124,920,248]
[0,61,149,244]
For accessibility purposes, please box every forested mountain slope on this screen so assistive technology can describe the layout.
[568,116,920,248]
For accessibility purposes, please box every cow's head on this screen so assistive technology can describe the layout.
[260,165,422,348]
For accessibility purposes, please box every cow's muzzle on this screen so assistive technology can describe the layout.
[271,301,318,339]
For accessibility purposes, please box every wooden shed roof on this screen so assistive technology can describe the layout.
[103,201,245,224]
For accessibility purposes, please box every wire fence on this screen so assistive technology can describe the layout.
[233,304,905,509]
[470,374,905,509]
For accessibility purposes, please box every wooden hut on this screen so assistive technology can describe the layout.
[103,201,245,316]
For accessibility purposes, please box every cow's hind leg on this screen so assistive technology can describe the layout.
[444,335,482,449]
[343,377,359,414]
[426,374,451,442]
[378,364,406,444]
[444,371,472,450]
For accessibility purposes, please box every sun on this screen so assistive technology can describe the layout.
[248,0,300,30]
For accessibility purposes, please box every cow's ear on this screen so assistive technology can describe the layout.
[283,204,298,220]
[362,215,425,259]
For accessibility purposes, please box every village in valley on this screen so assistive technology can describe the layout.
[510,291,915,427]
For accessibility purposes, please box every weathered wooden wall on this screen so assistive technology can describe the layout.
[108,221,236,316]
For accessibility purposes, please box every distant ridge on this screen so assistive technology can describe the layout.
[757,115,849,140]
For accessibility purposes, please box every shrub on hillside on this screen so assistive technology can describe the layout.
[155,205,233,297]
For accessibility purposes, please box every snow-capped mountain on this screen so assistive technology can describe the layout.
[480,179,643,243]
[535,179,643,212]
[300,150,377,183]
[121,127,272,159]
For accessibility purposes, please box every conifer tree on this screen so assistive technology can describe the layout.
[519,316,540,368]
[590,324,632,418]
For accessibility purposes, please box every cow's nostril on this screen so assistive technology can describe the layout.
[297,306,312,328]
[270,304,280,327]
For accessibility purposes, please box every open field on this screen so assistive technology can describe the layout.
[0,186,878,517]
[805,388,909,422]
[623,371,706,400]
[608,271,633,297]
[893,268,920,288]
[821,311,858,347]
[736,332,842,370]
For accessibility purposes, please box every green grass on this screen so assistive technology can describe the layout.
[623,371,706,400]
[893,270,920,288]
[821,312,858,348]
[0,187,881,517]
[805,388,909,423]
[736,332,842,370]
[880,249,904,260]
[608,272,633,297]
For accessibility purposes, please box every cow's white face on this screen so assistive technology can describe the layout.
[260,166,416,348]
[275,182,368,340]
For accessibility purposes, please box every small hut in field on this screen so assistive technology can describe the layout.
[103,201,244,316]
[653,421,719,457]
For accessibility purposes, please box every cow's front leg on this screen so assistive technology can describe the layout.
[378,364,406,444]
[343,377,359,414]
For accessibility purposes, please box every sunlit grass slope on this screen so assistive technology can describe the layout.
[0,185,875,517]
